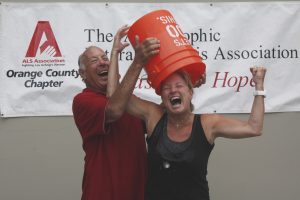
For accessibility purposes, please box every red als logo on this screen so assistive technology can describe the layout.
[26,21,62,57]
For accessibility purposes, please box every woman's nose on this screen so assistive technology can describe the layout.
[170,85,177,93]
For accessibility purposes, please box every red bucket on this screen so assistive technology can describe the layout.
[128,10,206,94]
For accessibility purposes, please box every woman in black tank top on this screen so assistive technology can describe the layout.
[113,39,266,200]
[146,113,214,200]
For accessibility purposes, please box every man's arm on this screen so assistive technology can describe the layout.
[106,25,130,97]
[105,34,160,123]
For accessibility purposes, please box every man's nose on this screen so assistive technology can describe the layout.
[97,59,108,66]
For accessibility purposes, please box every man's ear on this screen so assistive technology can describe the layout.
[189,88,193,96]
[79,69,86,80]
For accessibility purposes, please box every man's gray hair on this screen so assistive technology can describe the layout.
[78,46,102,70]
[78,53,85,70]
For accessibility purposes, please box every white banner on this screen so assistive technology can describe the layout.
[0,2,300,117]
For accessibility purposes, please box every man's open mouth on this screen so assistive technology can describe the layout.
[98,70,108,77]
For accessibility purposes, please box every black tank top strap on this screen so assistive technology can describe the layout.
[146,112,167,146]
[194,114,214,147]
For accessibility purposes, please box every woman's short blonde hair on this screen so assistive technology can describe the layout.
[176,70,194,91]
[161,70,194,111]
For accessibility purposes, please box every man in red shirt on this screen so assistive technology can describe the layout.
[72,25,158,200]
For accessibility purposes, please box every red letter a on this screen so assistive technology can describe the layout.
[25,21,62,57]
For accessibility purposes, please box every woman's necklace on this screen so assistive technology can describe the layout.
[170,113,194,129]
[175,120,184,128]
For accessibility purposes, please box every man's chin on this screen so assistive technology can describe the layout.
[98,78,108,85]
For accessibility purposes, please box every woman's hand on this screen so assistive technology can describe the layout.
[133,36,160,67]
[194,72,206,88]
[250,66,267,90]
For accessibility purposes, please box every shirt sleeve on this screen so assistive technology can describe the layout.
[72,93,110,140]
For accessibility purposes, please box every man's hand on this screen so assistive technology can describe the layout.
[112,25,130,54]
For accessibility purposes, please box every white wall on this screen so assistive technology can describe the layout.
[1,113,300,200]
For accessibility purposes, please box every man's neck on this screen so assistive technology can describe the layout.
[86,85,106,95]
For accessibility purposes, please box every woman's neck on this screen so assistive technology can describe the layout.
[168,112,194,129]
